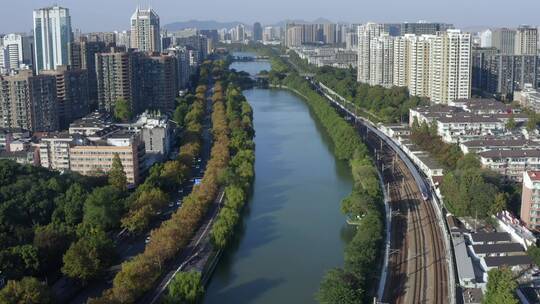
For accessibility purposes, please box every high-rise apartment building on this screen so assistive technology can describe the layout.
[492,28,516,55]
[408,35,432,98]
[130,7,161,52]
[357,22,385,84]
[33,6,72,73]
[286,24,304,47]
[345,31,358,50]
[95,48,143,115]
[234,24,245,42]
[472,47,540,99]
[253,22,263,41]
[0,70,59,131]
[285,23,346,46]
[356,24,471,104]
[479,29,492,48]
[176,35,209,62]
[68,38,108,108]
[471,47,499,93]
[141,54,177,112]
[41,66,90,128]
[369,33,394,87]
[2,34,33,71]
[166,47,191,90]
[323,23,337,44]
[521,171,540,231]
[399,22,453,36]
[490,55,540,99]
[515,25,538,55]
[114,30,131,48]
[85,32,116,47]
[0,48,8,73]
[392,35,410,87]
[96,48,180,116]
[428,29,472,104]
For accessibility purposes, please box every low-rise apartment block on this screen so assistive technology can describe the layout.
[292,47,357,69]
[409,98,526,144]
[460,138,540,154]
[69,131,144,185]
[515,84,540,113]
[479,150,540,181]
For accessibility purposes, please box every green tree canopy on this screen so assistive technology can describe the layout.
[164,271,204,304]
[483,268,518,304]
[61,229,114,282]
[0,277,52,304]
[114,98,131,122]
[316,268,363,304]
[505,115,517,130]
[108,154,127,192]
[82,186,124,232]
[527,246,540,266]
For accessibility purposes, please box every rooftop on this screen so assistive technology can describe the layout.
[478,149,540,159]
[461,139,529,148]
[470,232,511,243]
[472,243,524,254]
[416,154,443,170]
[453,236,476,280]
[70,111,111,129]
[484,255,534,267]
[41,132,72,140]
[437,114,502,124]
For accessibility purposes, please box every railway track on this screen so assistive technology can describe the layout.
[307,78,451,303]
[360,124,447,304]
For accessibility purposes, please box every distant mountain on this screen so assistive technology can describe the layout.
[460,25,491,33]
[164,20,245,31]
[273,18,336,27]
[164,18,340,31]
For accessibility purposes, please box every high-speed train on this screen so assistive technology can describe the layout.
[315,78,432,202]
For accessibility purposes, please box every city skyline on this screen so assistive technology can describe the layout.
[2,0,540,33]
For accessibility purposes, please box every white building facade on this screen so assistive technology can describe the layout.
[130,7,161,52]
[33,6,72,73]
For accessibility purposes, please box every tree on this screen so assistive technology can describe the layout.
[528,246,540,266]
[114,98,131,122]
[121,205,153,234]
[505,115,517,130]
[82,186,124,231]
[52,183,88,227]
[483,268,518,304]
[527,113,538,131]
[111,255,159,303]
[61,229,114,282]
[456,153,481,171]
[109,154,127,192]
[173,101,190,128]
[121,187,168,233]
[490,193,508,215]
[0,277,52,304]
[164,271,204,304]
[341,192,373,218]
[0,245,41,279]
[316,268,363,304]
[33,225,72,273]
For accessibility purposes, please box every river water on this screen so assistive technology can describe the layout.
[203,53,354,304]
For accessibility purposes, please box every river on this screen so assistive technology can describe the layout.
[203,53,354,304]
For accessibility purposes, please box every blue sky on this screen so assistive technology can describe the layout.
[1,0,539,33]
